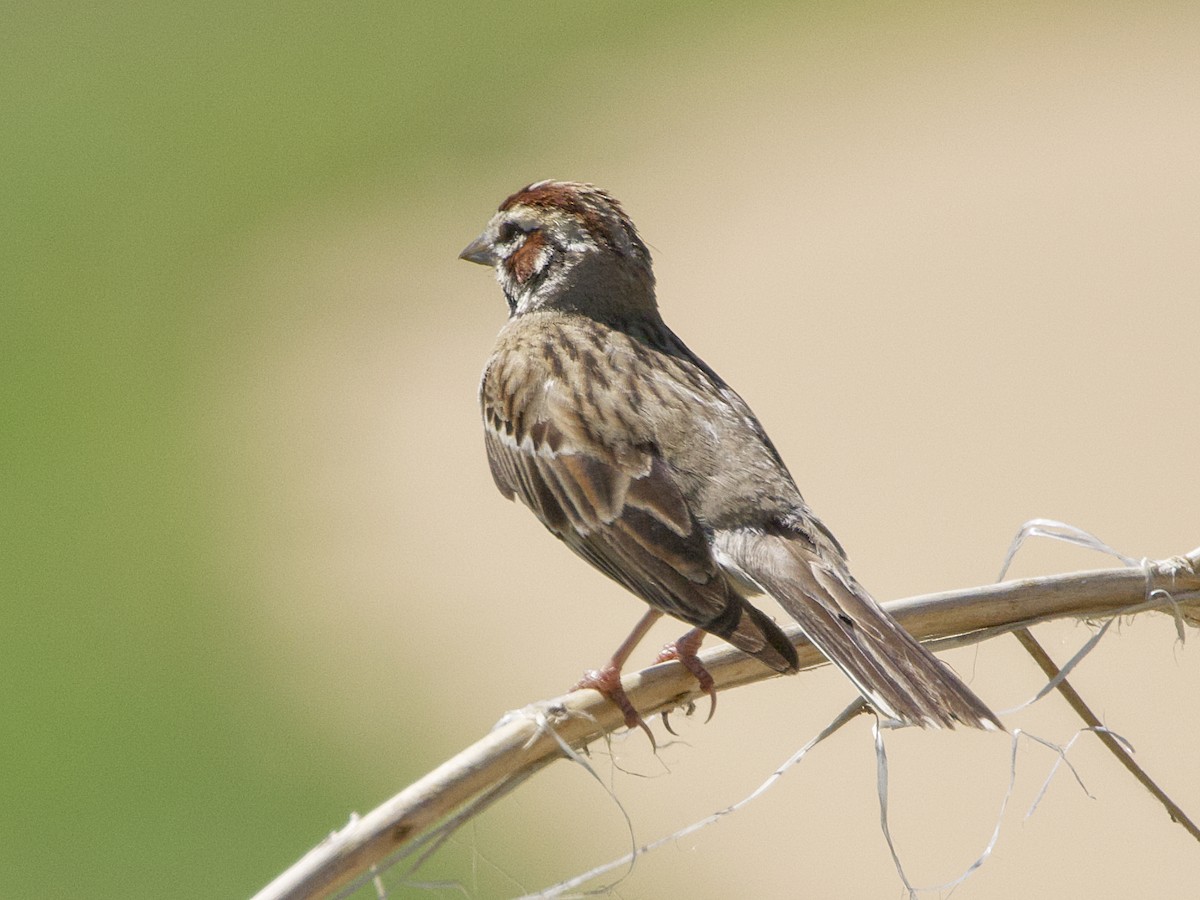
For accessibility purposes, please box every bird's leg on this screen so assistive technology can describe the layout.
[655,628,717,734]
[572,609,663,746]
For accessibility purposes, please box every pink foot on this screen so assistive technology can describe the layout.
[655,629,717,733]
[573,663,656,749]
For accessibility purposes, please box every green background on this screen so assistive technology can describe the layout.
[5,5,758,896]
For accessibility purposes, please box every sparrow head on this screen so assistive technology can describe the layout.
[460,180,656,318]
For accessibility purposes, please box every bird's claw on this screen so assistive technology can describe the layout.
[573,666,656,751]
[655,636,718,726]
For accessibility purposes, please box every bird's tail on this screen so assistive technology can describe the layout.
[713,598,801,675]
[719,530,1001,730]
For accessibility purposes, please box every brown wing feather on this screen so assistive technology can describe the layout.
[481,385,797,674]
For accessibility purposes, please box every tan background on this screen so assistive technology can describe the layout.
[210,7,1199,897]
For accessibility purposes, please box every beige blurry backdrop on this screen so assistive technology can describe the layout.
[208,8,1198,898]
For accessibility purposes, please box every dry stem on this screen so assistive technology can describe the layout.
[253,549,1200,900]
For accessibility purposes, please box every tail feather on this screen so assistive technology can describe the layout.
[717,530,1001,730]
[708,596,800,675]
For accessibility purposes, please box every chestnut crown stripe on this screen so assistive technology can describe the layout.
[499,181,650,261]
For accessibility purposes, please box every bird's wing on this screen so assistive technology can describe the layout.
[481,376,797,673]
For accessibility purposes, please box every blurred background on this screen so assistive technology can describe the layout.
[5,2,1198,897]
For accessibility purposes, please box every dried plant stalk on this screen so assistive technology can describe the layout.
[253,549,1200,900]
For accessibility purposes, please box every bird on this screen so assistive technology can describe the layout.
[460,180,1000,735]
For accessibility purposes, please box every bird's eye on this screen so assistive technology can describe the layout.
[497,221,526,244]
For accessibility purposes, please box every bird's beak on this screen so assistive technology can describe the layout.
[459,233,498,266]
